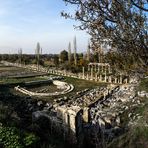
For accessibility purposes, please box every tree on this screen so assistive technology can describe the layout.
[73,36,77,65]
[62,0,148,67]
[87,40,90,62]
[18,48,22,64]
[36,42,40,70]
[68,42,72,64]
[53,55,59,66]
[60,50,68,63]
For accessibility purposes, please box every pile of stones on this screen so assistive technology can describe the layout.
[89,84,139,140]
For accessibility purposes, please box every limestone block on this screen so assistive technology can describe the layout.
[83,107,89,123]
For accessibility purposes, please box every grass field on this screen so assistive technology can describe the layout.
[0,76,48,84]
[0,65,25,72]
[0,65,106,102]
[0,64,47,84]
[64,76,106,91]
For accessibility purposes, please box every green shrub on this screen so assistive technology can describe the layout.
[23,132,39,147]
[0,125,39,148]
[138,78,148,92]
[0,126,22,148]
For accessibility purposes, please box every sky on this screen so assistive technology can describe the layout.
[0,0,89,54]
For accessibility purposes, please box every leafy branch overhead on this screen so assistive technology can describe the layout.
[62,0,148,66]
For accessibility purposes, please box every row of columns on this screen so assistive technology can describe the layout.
[82,67,128,84]
[2,61,129,84]
[47,68,128,84]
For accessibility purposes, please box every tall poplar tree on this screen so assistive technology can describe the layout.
[68,42,72,64]
[62,0,148,66]
[36,42,40,70]
[18,48,22,64]
[73,36,77,66]
[87,40,90,62]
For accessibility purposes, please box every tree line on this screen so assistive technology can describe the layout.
[62,0,148,67]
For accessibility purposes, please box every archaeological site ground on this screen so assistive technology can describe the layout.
[0,56,148,148]
[0,1,148,148]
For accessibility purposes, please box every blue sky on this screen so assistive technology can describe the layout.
[0,0,89,54]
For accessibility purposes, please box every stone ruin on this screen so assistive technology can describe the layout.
[15,79,74,97]
[1,61,142,147]
[1,61,131,85]
[82,62,129,84]
[30,61,138,85]
[47,83,142,146]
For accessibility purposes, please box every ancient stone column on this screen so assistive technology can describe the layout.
[91,67,93,80]
[88,65,90,71]
[104,73,107,82]
[103,92,106,98]
[108,65,111,73]
[102,65,104,73]
[129,78,133,83]
[120,75,122,84]
[69,114,76,133]
[100,74,102,82]
[95,64,97,72]
[109,76,112,83]
[87,73,89,80]
[64,69,66,76]
[95,73,98,81]
[98,65,100,73]
[125,78,128,84]
[83,107,89,123]
[115,77,117,83]
[78,73,81,79]
[104,66,106,73]
[104,67,107,82]
[82,67,85,79]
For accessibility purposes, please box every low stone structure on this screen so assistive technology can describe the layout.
[15,80,74,97]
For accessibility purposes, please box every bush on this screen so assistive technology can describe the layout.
[0,126,22,148]
[23,133,39,147]
[138,78,148,92]
[0,125,39,148]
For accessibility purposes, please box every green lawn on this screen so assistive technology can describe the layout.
[0,76,47,85]
[64,76,106,92]
[0,66,24,72]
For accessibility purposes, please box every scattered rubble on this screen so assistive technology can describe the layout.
[138,91,148,98]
